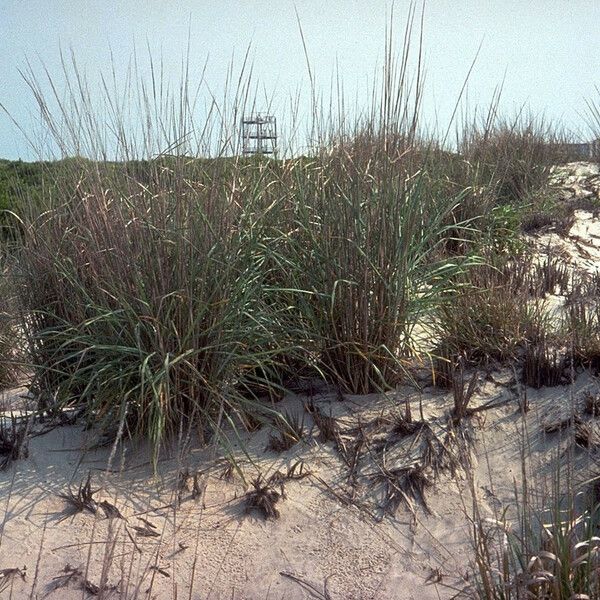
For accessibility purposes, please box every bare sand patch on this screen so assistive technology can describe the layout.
[0,371,598,599]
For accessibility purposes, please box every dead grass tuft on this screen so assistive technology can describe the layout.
[50,564,118,597]
[245,475,284,520]
[0,566,26,593]
[132,518,160,537]
[392,415,423,437]
[57,473,98,521]
[244,461,309,520]
[98,500,124,520]
[378,465,432,516]
[531,252,571,296]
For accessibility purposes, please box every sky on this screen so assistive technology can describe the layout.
[0,0,599,159]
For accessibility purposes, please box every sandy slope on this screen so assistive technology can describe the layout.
[1,372,599,600]
[537,162,600,275]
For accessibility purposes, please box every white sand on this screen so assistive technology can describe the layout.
[0,373,598,599]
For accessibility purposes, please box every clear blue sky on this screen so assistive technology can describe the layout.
[0,0,599,159]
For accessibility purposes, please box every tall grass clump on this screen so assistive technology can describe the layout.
[279,145,475,394]
[422,112,571,256]
[19,157,291,453]
[9,53,306,460]
[433,253,552,369]
[472,466,600,599]
[565,281,600,373]
[459,114,566,207]
[429,112,572,379]
[266,15,479,394]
